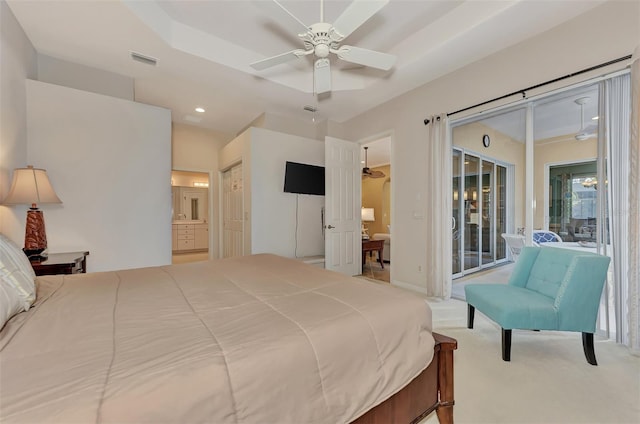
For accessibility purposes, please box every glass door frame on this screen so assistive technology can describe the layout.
[452,147,511,279]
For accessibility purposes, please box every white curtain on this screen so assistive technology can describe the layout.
[604,73,631,345]
[425,114,452,298]
[627,46,640,353]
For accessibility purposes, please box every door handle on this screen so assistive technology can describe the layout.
[325,225,335,229]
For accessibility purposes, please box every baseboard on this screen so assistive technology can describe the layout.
[391,279,428,295]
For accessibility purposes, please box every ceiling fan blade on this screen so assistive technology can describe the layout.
[253,0,310,36]
[250,49,308,70]
[314,58,331,94]
[335,45,395,71]
[332,0,389,40]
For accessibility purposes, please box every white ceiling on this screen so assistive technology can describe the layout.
[7,0,604,137]
[475,84,600,142]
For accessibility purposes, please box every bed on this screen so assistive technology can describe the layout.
[0,252,456,423]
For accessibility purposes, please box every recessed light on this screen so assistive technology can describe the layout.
[592,116,599,120]
[195,107,205,113]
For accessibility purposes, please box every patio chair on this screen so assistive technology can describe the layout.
[532,230,563,245]
[501,233,526,261]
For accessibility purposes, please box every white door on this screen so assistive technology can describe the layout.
[324,137,361,275]
[222,163,244,258]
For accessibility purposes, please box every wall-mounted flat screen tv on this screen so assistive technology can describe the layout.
[283,161,325,196]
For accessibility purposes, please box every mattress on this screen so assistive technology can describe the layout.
[0,254,434,423]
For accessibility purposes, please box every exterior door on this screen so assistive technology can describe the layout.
[452,148,509,277]
[324,136,361,275]
[222,163,244,258]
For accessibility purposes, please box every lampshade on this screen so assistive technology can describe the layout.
[3,166,61,207]
[2,166,61,259]
[361,208,375,222]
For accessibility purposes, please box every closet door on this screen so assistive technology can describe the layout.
[222,163,244,258]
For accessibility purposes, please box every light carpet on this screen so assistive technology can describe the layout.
[420,298,640,424]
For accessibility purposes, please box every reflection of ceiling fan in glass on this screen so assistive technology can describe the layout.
[362,146,385,178]
[574,97,597,141]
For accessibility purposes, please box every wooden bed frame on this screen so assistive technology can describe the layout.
[352,332,457,424]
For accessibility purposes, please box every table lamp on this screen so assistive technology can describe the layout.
[361,207,375,238]
[2,166,61,260]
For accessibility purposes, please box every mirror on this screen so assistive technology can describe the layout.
[171,170,209,222]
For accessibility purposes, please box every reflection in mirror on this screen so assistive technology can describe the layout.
[171,170,209,222]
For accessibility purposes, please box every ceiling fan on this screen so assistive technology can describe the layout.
[574,96,597,141]
[250,0,396,94]
[362,146,385,178]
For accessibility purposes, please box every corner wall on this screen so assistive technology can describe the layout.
[26,80,172,272]
[0,0,37,239]
[250,127,324,258]
[220,127,325,258]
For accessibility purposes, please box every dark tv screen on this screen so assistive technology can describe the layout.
[283,161,325,196]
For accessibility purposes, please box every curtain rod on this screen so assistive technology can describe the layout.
[423,54,632,125]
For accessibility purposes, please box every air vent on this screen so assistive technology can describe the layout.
[130,51,157,66]
[303,105,317,112]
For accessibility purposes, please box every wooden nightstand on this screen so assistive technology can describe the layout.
[31,251,90,276]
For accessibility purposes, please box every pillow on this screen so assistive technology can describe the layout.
[0,234,36,279]
[0,280,26,329]
[0,234,36,310]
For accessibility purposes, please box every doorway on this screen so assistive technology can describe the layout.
[171,170,210,263]
[360,137,391,282]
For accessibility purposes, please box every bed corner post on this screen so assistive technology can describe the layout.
[433,332,457,424]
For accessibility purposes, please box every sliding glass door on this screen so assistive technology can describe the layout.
[452,147,509,278]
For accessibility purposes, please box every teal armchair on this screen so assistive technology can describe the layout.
[464,246,611,365]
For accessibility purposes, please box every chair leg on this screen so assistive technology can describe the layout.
[467,304,475,329]
[582,332,598,366]
[502,328,512,361]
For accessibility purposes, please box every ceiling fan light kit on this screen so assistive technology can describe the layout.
[250,0,396,95]
[574,96,597,141]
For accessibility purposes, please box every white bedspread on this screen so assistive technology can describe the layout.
[0,254,434,423]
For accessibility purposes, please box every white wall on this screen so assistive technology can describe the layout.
[37,54,134,101]
[172,122,232,259]
[25,80,172,272]
[0,0,37,239]
[338,1,639,292]
[250,127,324,258]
